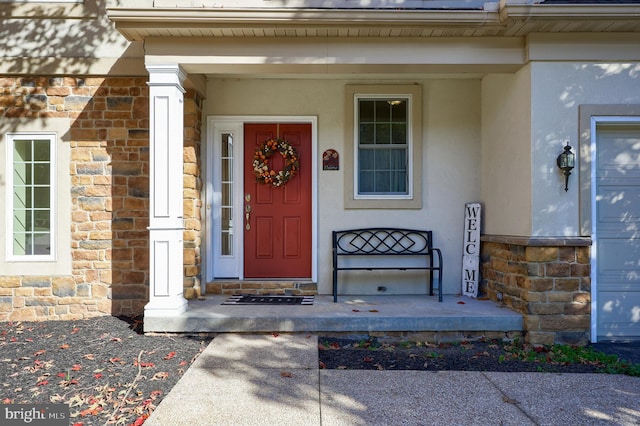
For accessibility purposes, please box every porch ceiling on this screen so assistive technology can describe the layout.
[108,5,640,42]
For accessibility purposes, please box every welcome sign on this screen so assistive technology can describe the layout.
[462,202,481,298]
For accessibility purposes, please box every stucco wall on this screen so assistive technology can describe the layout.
[480,67,532,237]
[530,61,640,237]
[0,1,145,76]
[206,77,481,295]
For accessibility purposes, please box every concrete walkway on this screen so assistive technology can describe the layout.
[145,334,640,426]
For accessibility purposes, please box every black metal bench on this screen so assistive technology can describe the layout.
[332,228,443,303]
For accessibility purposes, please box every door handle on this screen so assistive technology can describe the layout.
[245,204,251,230]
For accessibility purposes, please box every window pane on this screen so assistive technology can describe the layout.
[375,123,391,145]
[13,234,29,256]
[13,163,31,185]
[391,171,407,193]
[13,210,31,232]
[391,101,407,122]
[13,187,31,209]
[33,187,50,208]
[34,210,50,230]
[359,123,374,145]
[33,233,51,255]
[390,148,407,169]
[375,101,391,122]
[359,149,374,170]
[14,140,32,161]
[220,133,234,256]
[375,149,390,171]
[359,100,375,122]
[359,171,374,193]
[33,140,50,161]
[33,163,50,185]
[375,171,390,192]
[391,123,407,144]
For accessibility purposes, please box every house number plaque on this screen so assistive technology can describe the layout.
[322,149,339,170]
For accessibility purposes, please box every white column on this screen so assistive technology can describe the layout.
[145,64,188,317]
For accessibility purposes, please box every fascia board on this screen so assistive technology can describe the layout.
[107,7,500,26]
[502,4,640,20]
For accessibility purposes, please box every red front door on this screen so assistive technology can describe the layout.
[243,123,312,278]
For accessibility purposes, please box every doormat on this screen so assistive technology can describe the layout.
[221,294,314,305]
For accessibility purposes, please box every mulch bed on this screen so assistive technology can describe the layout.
[318,336,611,373]
[0,316,211,426]
[2,317,636,425]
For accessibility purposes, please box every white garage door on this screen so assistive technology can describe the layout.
[595,124,640,340]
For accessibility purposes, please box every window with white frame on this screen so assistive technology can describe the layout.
[356,96,409,196]
[6,133,55,260]
[344,85,422,209]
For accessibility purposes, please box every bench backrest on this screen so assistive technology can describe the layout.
[333,228,433,256]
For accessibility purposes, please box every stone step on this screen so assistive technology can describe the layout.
[145,295,524,342]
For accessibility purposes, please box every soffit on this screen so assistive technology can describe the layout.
[107,5,640,41]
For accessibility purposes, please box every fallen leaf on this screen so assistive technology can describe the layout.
[363,356,374,363]
[34,349,46,357]
[60,344,69,349]
[163,352,176,360]
[457,301,466,305]
[319,361,326,369]
[369,309,379,312]
[70,327,80,335]
[150,372,169,380]
[36,380,48,386]
[68,395,85,407]
[71,364,82,371]
[94,373,103,379]
[352,309,360,312]
[132,414,149,426]
[280,371,293,378]
[502,396,518,404]
[83,354,95,360]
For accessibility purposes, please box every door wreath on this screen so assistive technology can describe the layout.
[253,138,300,187]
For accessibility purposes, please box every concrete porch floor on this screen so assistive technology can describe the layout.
[144,295,523,337]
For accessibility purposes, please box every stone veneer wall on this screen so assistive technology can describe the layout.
[0,76,202,321]
[182,90,203,299]
[480,235,592,346]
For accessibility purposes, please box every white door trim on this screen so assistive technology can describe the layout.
[204,115,318,287]
[589,116,640,342]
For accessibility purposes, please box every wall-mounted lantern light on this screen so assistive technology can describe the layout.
[556,142,575,192]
